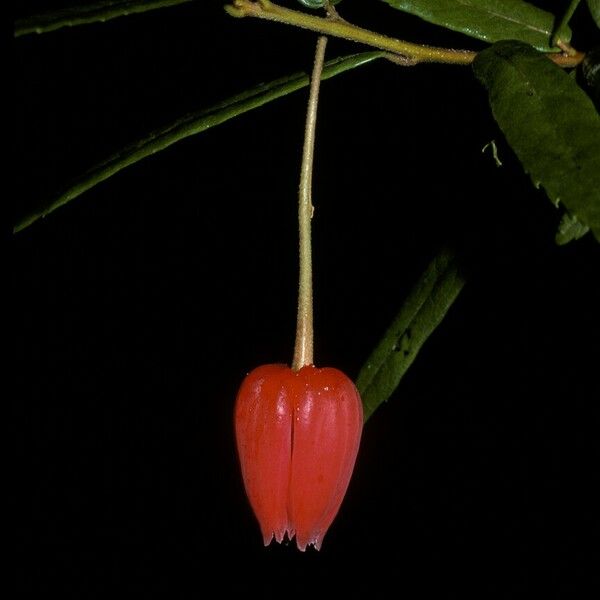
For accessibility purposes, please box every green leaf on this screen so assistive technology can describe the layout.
[14,51,382,233]
[473,41,600,242]
[381,0,569,52]
[588,0,600,28]
[15,0,194,37]
[555,211,590,245]
[357,249,465,422]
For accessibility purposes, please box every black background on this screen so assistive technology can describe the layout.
[15,1,599,596]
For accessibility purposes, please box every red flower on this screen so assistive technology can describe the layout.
[235,363,363,551]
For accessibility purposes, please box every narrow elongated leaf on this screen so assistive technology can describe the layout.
[473,41,600,242]
[588,0,600,28]
[382,0,569,52]
[357,249,465,422]
[15,0,194,37]
[14,51,382,233]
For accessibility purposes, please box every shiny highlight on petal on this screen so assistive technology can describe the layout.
[235,364,363,551]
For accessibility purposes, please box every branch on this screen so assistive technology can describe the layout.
[225,0,584,68]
